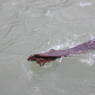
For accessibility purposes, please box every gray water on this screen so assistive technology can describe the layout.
[0,0,95,95]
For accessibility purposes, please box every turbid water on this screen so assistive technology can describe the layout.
[0,0,95,95]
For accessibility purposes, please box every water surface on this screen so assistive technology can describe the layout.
[0,0,95,95]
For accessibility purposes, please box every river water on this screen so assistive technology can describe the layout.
[0,0,95,95]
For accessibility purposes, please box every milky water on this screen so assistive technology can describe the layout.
[0,0,95,95]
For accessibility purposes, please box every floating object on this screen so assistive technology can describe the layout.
[27,40,95,66]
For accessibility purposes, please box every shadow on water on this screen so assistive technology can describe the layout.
[26,61,60,74]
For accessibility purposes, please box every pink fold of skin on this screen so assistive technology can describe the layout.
[27,40,95,66]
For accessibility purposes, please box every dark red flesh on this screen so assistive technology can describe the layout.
[27,40,95,66]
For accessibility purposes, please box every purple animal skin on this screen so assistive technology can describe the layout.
[27,40,95,66]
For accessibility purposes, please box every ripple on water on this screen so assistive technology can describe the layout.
[80,53,95,66]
